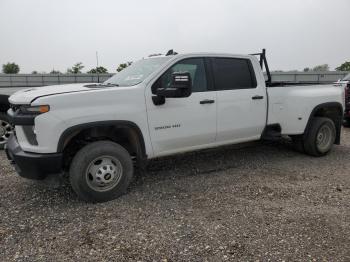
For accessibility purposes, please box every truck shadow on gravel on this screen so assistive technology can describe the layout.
[23,138,343,204]
[134,139,299,180]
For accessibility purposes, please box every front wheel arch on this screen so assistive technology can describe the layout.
[58,121,147,168]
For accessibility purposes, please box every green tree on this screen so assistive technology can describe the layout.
[336,61,350,71]
[31,70,38,74]
[2,62,20,74]
[116,62,132,72]
[303,67,310,72]
[312,64,329,72]
[87,66,108,74]
[50,69,61,74]
[67,62,84,74]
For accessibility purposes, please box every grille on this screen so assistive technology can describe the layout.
[9,104,20,112]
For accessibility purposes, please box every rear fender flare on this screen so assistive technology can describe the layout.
[303,102,343,144]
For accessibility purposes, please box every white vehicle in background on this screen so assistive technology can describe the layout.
[334,73,350,126]
[6,50,345,202]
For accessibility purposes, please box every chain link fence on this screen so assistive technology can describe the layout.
[0,72,348,88]
[0,74,114,87]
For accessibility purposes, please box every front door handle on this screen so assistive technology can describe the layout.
[252,95,264,100]
[200,99,215,104]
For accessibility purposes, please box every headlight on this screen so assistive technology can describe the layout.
[19,105,50,115]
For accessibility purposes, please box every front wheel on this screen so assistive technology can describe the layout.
[303,117,336,157]
[69,141,134,202]
[0,112,14,150]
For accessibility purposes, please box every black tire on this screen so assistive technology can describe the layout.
[0,112,13,150]
[303,117,336,157]
[69,141,134,202]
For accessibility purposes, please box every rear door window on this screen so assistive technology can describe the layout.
[213,58,257,90]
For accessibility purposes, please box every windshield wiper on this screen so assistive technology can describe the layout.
[84,83,119,88]
[104,83,119,87]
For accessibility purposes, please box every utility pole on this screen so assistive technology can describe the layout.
[96,51,100,83]
[96,51,99,68]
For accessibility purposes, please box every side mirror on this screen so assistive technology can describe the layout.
[157,72,192,98]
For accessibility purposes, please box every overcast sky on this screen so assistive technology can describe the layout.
[0,0,349,73]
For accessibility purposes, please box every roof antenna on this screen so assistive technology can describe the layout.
[166,49,178,56]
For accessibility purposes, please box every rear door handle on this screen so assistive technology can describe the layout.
[252,95,264,100]
[200,99,215,104]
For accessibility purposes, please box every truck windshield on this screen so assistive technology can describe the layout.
[104,57,172,87]
[343,73,350,81]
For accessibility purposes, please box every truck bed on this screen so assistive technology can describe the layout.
[267,84,344,135]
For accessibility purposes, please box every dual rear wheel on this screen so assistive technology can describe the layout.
[292,117,336,157]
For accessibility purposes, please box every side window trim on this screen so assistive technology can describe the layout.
[204,57,215,91]
[247,59,258,88]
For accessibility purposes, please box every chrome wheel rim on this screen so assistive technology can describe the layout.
[316,125,333,153]
[0,120,13,146]
[85,156,123,192]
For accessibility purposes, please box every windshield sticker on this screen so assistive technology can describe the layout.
[125,74,144,81]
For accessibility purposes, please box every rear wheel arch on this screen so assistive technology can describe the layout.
[304,102,343,144]
[58,121,147,167]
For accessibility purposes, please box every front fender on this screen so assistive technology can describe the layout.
[57,120,147,158]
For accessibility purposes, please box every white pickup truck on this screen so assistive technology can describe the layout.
[5,50,345,202]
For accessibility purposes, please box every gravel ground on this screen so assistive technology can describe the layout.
[1,130,350,261]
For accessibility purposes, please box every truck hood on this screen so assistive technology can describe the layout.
[9,83,97,104]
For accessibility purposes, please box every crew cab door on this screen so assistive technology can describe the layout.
[212,57,267,143]
[145,58,217,156]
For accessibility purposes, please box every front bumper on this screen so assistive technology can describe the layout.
[5,135,63,180]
